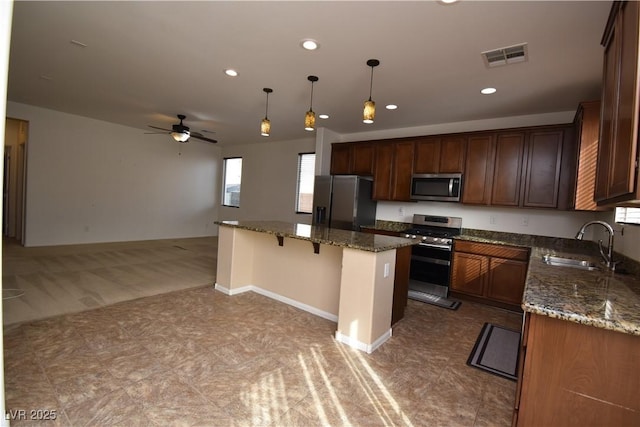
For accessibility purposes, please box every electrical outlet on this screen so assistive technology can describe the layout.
[398,207,404,217]
[522,216,529,227]
[384,262,390,278]
[490,216,497,225]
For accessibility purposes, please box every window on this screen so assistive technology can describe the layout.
[615,207,640,225]
[223,157,242,207]
[296,153,316,213]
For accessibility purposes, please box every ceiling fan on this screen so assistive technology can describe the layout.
[147,114,217,144]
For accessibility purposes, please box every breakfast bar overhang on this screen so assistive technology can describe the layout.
[214,221,417,353]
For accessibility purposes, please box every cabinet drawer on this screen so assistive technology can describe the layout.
[454,240,529,261]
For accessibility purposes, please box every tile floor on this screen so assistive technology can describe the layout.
[3,237,522,426]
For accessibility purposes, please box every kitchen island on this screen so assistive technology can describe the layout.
[214,220,417,353]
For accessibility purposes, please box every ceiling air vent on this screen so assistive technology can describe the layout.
[482,43,528,68]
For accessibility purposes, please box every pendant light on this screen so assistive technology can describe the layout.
[261,88,273,137]
[363,59,380,124]
[305,75,319,131]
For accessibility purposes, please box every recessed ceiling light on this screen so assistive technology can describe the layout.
[386,104,398,110]
[224,69,238,77]
[481,87,497,95]
[39,75,53,81]
[301,39,319,51]
[438,0,459,4]
[319,114,329,119]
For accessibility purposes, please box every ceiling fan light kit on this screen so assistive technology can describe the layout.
[305,75,319,132]
[147,114,217,144]
[363,59,380,124]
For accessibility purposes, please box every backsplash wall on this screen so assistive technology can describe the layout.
[376,201,601,239]
[377,201,640,263]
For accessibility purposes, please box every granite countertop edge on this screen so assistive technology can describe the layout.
[458,229,640,337]
[368,220,640,336]
[215,220,418,253]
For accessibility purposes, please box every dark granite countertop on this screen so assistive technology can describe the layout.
[365,220,640,336]
[216,220,418,253]
[456,228,640,336]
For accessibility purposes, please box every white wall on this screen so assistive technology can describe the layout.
[377,201,600,239]
[7,102,221,246]
[219,136,315,224]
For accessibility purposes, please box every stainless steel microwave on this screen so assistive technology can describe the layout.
[410,173,462,202]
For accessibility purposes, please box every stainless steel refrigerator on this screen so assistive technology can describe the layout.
[312,175,377,231]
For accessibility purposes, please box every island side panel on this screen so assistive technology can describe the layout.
[336,248,395,353]
[215,226,256,293]
[250,231,343,318]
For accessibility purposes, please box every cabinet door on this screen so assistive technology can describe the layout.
[595,16,618,201]
[391,141,415,201]
[491,132,525,206]
[487,258,528,305]
[523,129,564,208]
[462,134,495,205]
[330,144,352,175]
[351,143,375,175]
[439,135,467,173]
[574,101,603,211]
[451,252,487,297]
[372,142,394,200]
[609,1,639,199]
[596,1,640,204]
[414,137,441,173]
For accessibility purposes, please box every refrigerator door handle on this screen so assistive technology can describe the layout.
[315,206,327,224]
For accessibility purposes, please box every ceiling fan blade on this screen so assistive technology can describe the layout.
[148,125,172,132]
[190,132,218,143]
[144,132,168,134]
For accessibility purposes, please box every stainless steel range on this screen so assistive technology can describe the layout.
[402,214,462,302]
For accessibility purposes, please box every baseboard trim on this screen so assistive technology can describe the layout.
[213,283,338,323]
[335,328,392,354]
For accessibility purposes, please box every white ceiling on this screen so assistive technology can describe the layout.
[7,1,612,146]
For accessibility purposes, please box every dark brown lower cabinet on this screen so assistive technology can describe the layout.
[514,314,640,426]
[451,240,529,311]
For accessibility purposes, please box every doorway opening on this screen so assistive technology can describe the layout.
[3,118,28,245]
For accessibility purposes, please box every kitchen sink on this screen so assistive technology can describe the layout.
[541,254,600,271]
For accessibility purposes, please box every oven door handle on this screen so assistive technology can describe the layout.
[411,255,451,266]
[417,243,452,250]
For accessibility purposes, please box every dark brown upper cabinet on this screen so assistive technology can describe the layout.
[491,131,526,207]
[595,0,640,206]
[573,101,608,211]
[523,128,567,209]
[330,142,375,176]
[462,133,496,205]
[372,140,414,201]
[414,135,467,174]
[463,125,574,209]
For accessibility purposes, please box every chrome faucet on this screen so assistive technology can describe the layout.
[575,221,616,270]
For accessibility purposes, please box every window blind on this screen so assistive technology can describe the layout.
[296,153,315,213]
[615,207,640,225]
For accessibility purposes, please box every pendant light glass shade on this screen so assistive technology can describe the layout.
[363,59,380,124]
[304,110,316,131]
[260,118,271,137]
[305,75,319,131]
[261,88,273,137]
[363,100,375,124]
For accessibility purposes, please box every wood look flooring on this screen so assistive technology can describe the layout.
[2,236,522,426]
